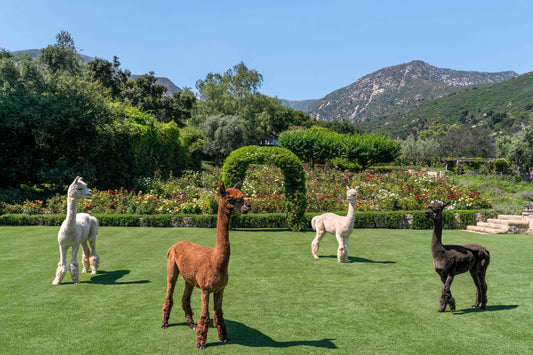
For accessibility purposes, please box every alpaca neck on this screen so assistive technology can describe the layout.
[65,196,78,232]
[346,200,356,222]
[213,203,231,268]
[431,216,445,255]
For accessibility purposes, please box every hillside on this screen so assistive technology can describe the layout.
[279,98,317,111]
[362,72,533,138]
[11,49,181,94]
[305,60,518,123]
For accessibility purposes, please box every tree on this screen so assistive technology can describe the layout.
[498,126,533,173]
[401,138,440,165]
[201,115,244,166]
[436,125,495,157]
[38,31,83,76]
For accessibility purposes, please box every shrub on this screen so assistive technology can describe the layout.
[223,146,307,231]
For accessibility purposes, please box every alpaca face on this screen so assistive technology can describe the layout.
[225,189,251,214]
[425,201,450,220]
[219,182,251,214]
[68,176,92,200]
[346,188,359,202]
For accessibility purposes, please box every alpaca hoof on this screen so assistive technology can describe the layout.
[91,270,97,275]
[82,268,88,274]
[220,337,229,343]
[161,324,168,329]
[52,280,60,285]
[313,255,319,259]
[197,345,206,350]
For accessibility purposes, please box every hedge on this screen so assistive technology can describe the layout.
[0,210,496,229]
[223,145,307,231]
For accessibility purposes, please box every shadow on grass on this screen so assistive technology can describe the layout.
[321,255,396,264]
[82,270,151,285]
[453,304,519,315]
[167,320,337,349]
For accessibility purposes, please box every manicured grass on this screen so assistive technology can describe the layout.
[0,226,531,354]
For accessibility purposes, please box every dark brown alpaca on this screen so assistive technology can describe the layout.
[425,201,490,312]
[161,182,250,349]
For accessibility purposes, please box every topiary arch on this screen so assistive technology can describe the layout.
[222,146,307,231]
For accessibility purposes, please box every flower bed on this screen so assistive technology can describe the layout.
[4,165,492,216]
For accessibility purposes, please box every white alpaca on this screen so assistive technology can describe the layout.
[311,187,358,263]
[52,176,99,285]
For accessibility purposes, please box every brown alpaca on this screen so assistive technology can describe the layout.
[425,201,490,312]
[161,182,250,349]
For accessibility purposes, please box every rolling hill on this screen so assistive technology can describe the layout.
[361,71,533,138]
[304,60,517,124]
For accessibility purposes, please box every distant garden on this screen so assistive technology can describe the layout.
[2,31,532,219]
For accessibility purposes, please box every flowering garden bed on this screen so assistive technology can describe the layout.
[5,165,493,218]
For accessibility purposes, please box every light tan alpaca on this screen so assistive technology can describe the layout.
[52,176,99,285]
[311,187,358,263]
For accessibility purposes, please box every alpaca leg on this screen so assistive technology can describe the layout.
[182,282,196,329]
[81,241,90,274]
[196,290,210,349]
[441,274,455,312]
[342,236,350,263]
[52,246,68,285]
[88,238,99,275]
[87,223,99,275]
[213,290,229,343]
[311,228,325,259]
[438,274,455,312]
[69,244,81,283]
[470,268,482,308]
[479,257,490,310]
[161,257,179,329]
[336,233,347,263]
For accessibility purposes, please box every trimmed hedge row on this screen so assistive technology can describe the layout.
[0,210,497,229]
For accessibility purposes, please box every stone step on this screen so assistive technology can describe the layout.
[487,218,529,226]
[476,222,510,230]
[497,214,525,221]
[466,225,508,234]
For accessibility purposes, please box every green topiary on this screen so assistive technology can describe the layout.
[222,146,307,231]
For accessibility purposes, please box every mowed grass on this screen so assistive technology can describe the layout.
[0,226,531,354]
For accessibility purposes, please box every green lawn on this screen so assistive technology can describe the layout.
[0,226,531,354]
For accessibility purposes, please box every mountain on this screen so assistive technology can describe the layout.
[305,60,518,123]
[11,49,181,94]
[362,71,533,138]
[279,99,317,111]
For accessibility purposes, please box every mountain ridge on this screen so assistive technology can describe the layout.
[303,60,518,123]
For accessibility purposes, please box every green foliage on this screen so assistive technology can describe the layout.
[38,30,84,76]
[223,146,307,231]
[401,138,439,165]
[278,126,401,169]
[201,115,244,166]
[498,125,533,169]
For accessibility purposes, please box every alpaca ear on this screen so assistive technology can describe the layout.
[443,201,452,208]
[218,182,226,198]
[233,181,241,190]
[73,176,81,183]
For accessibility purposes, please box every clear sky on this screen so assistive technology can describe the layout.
[1,0,532,100]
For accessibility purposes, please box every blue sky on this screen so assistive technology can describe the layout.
[1,0,532,100]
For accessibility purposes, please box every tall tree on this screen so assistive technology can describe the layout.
[38,30,83,76]
[201,115,244,166]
